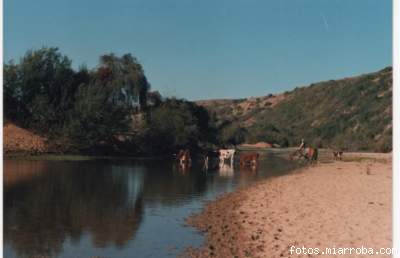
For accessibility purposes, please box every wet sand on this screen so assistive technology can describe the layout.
[184,153,392,258]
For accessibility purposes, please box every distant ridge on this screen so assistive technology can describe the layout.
[197,67,392,152]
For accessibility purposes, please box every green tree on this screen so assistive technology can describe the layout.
[139,98,216,154]
[3,47,83,132]
[66,80,131,149]
[97,53,150,110]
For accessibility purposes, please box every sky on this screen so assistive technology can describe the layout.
[4,0,392,100]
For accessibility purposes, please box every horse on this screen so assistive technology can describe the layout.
[290,147,318,164]
[304,147,318,164]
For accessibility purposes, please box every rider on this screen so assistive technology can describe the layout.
[298,138,306,155]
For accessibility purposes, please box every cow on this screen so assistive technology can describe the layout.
[333,151,343,161]
[239,152,259,167]
[219,149,236,167]
[176,149,191,165]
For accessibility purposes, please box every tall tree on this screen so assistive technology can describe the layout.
[98,53,150,110]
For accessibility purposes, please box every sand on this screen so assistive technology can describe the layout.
[239,142,273,149]
[184,154,392,258]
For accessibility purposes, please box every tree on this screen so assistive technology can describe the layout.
[220,125,247,145]
[97,53,150,111]
[139,98,216,154]
[4,62,22,121]
[66,80,131,149]
[3,47,82,132]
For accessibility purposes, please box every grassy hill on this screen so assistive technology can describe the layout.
[196,67,392,152]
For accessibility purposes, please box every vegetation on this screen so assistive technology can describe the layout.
[118,98,217,155]
[4,47,215,155]
[4,47,392,154]
[198,67,392,152]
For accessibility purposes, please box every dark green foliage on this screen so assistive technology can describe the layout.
[136,98,217,154]
[4,47,218,155]
[97,53,150,110]
[219,125,247,146]
[4,48,79,130]
[65,82,131,148]
[4,62,22,120]
[245,124,289,147]
[4,47,151,153]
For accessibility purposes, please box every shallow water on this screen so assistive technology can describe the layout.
[4,151,300,258]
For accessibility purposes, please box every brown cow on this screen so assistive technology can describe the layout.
[177,149,191,165]
[240,152,259,167]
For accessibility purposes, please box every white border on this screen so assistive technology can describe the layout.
[394,0,399,257]
[0,1,397,258]
[1,0,4,255]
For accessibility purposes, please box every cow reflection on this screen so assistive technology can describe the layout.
[240,163,258,173]
[173,162,191,174]
[218,163,234,177]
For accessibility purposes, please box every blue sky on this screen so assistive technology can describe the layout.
[4,0,392,100]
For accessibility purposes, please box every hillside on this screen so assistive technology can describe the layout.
[196,67,392,152]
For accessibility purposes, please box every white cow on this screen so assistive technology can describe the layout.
[219,149,235,167]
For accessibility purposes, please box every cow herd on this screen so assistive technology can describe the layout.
[176,147,343,172]
[175,148,260,171]
[175,147,343,174]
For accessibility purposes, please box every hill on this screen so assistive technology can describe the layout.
[196,67,392,152]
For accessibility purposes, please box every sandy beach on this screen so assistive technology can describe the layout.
[184,153,392,258]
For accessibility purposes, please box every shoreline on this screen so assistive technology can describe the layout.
[183,153,392,258]
[0,148,313,161]
[4,153,173,161]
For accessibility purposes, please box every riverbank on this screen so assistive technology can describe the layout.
[184,153,392,258]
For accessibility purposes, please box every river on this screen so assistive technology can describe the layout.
[4,150,300,258]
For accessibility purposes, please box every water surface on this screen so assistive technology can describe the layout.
[4,151,300,258]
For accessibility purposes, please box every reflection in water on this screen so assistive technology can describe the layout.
[4,161,144,258]
[4,152,300,258]
[239,163,258,173]
[173,162,192,175]
[144,162,207,206]
[218,163,234,177]
[4,161,49,186]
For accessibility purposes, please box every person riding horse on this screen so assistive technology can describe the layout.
[298,138,306,155]
[290,138,316,163]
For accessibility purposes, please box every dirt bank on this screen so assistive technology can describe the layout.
[4,122,48,154]
[184,154,392,258]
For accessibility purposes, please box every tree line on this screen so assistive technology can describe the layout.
[4,47,218,155]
